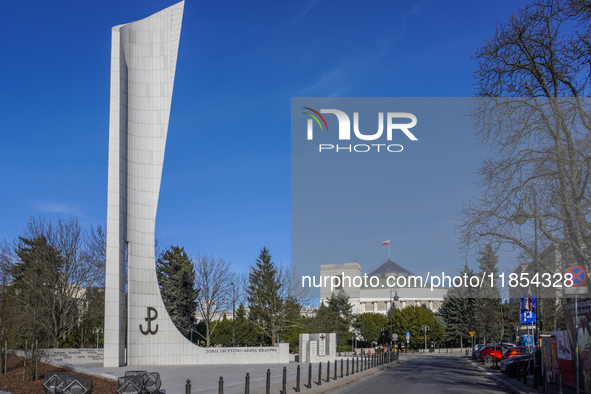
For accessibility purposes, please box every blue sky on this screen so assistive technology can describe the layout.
[0,0,530,277]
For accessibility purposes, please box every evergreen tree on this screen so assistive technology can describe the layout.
[472,244,504,344]
[354,313,389,344]
[12,235,62,343]
[308,290,354,348]
[156,246,199,338]
[235,303,258,346]
[210,314,233,346]
[247,247,298,345]
[390,305,445,349]
[438,264,476,348]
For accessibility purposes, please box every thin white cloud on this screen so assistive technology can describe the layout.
[290,0,321,26]
[34,201,84,217]
[400,2,425,28]
[298,39,395,95]
[298,66,347,94]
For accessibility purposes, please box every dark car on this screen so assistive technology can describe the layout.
[473,343,494,359]
[500,354,534,377]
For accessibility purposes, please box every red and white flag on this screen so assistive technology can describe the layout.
[383,240,390,246]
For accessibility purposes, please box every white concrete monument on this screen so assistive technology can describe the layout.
[299,333,336,363]
[103,2,288,367]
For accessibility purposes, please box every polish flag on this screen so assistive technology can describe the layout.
[383,240,390,246]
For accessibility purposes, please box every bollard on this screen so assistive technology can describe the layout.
[340,358,343,378]
[296,364,301,393]
[351,358,355,375]
[544,370,548,394]
[327,360,330,382]
[318,362,322,386]
[356,356,359,373]
[334,359,337,380]
[523,366,528,385]
[266,369,270,394]
[282,366,287,394]
[245,373,250,394]
[346,358,349,376]
[185,379,191,394]
[219,376,224,394]
[558,372,563,394]
[308,363,312,389]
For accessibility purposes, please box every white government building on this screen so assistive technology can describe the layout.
[319,259,448,314]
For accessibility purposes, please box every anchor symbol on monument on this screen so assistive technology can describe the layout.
[140,307,159,335]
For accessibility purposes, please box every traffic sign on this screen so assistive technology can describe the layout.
[566,266,587,287]
[469,331,475,337]
[406,332,410,341]
[565,286,588,295]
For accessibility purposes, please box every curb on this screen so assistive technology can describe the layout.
[466,357,531,394]
[44,359,118,381]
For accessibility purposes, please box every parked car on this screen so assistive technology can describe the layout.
[501,346,534,360]
[500,354,534,377]
[478,343,516,362]
[473,343,493,359]
[479,346,504,362]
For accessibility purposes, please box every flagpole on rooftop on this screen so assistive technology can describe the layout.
[383,240,390,260]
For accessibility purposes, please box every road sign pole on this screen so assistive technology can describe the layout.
[576,294,580,394]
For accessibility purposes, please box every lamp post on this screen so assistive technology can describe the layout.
[422,325,429,352]
[231,282,236,347]
[389,287,399,348]
[92,327,102,349]
[512,185,541,388]
[337,304,340,355]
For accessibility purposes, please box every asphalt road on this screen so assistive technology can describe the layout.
[329,355,510,394]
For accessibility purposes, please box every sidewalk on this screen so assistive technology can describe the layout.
[247,360,402,394]
[79,355,402,394]
[468,358,577,394]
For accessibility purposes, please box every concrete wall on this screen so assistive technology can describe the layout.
[14,349,104,365]
[22,345,289,366]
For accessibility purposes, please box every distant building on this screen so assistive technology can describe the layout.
[319,260,448,315]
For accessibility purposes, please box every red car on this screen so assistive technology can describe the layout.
[479,346,505,362]
[501,346,534,360]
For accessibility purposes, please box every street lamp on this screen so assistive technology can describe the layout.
[422,325,429,352]
[337,304,340,355]
[92,327,102,349]
[389,287,399,348]
[231,282,236,347]
[512,185,541,388]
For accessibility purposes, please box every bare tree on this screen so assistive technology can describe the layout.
[194,254,236,347]
[10,217,105,347]
[460,0,591,273]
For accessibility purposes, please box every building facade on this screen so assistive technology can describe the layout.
[319,260,448,315]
